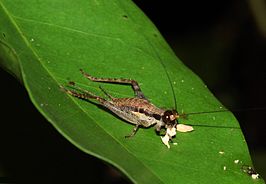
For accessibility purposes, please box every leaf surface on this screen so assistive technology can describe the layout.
[0,0,263,183]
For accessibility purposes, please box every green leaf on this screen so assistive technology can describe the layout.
[0,0,263,183]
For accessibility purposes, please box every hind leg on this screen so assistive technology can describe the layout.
[80,69,147,100]
[60,82,106,104]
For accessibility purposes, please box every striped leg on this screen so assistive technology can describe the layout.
[80,69,147,100]
[60,82,106,104]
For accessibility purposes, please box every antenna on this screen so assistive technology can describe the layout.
[160,60,177,110]
[145,38,177,110]
[179,107,266,119]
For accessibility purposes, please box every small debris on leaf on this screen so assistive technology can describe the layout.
[252,174,259,180]
[242,165,260,179]
[161,127,177,148]
[161,124,193,148]
[176,124,194,132]
[219,151,225,155]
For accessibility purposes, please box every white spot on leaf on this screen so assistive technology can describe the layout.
[252,174,259,179]
[176,124,194,132]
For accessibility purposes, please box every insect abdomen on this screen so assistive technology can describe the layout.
[102,101,140,125]
[102,99,161,127]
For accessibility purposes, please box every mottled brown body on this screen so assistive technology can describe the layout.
[104,97,165,132]
[111,98,164,117]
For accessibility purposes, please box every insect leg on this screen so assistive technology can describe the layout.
[125,124,140,138]
[80,69,147,100]
[99,86,114,100]
[60,82,106,104]
[154,124,163,135]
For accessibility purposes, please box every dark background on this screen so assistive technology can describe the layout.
[0,1,266,183]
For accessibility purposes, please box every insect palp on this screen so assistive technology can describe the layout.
[179,113,188,120]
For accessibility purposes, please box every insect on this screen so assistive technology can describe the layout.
[242,165,260,179]
[61,69,194,148]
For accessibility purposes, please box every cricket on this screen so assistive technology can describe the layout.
[61,69,194,148]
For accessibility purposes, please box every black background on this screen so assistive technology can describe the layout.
[0,1,266,183]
